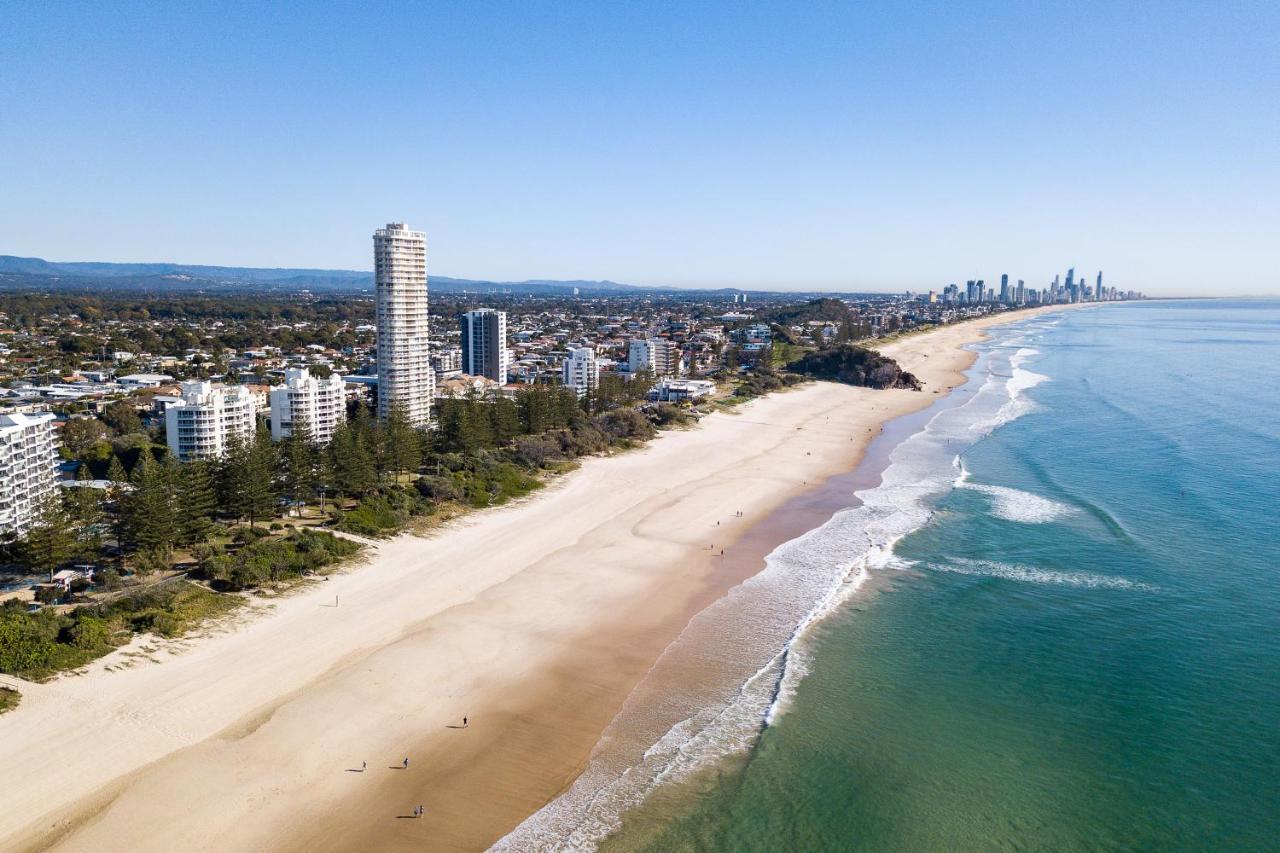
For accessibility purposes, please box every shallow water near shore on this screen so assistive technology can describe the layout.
[542,300,1280,851]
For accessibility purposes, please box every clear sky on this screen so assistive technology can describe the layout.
[2,1,1276,295]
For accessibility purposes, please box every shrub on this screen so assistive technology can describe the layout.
[650,403,691,427]
[199,530,362,590]
[415,475,461,502]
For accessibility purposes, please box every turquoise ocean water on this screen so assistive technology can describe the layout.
[500,300,1280,852]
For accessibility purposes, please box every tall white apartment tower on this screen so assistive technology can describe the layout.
[0,412,59,537]
[269,368,347,443]
[459,308,510,383]
[374,222,433,426]
[562,347,600,396]
[165,381,257,461]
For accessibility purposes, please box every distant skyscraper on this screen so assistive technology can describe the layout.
[999,273,1010,303]
[1016,279,1026,304]
[459,308,510,382]
[374,222,433,426]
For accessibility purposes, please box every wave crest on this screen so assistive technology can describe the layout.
[932,558,1155,591]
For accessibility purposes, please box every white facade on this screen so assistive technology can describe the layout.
[165,381,257,461]
[269,368,346,443]
[459,308,510,383]
[374,222,434,426]
[628,338,681,376]
[0,412,59,537]
[431,345,463,381]
[647,378,715,403]
[561,347,600,396]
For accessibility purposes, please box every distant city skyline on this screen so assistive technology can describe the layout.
[3,1,1277,296]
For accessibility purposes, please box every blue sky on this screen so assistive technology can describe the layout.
[2,0,1276,295]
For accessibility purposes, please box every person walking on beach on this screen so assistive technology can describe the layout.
[362,760,366,772]
[463,716,468,727]
[418,804,424,818]
[403,757,409,769]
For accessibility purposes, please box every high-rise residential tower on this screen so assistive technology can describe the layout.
[562,347,600,396]
[374,222,433,426]
[629,337,681,376]
[165,381,257,461]
[0,412,59,537]
[459,308,510,383]
[269,367,346,444]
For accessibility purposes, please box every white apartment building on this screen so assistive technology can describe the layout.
[0,412,59,537]
[459,308,511,383]
[374,222,433,426]
[269,368,346,443]
[431,345,463,381]
[165,381,257,461]
[562,347,600,396]
[628,337,681,376]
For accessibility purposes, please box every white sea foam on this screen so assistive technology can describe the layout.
[953,442,1074,526]
[491,322,1053,852]
[963,483,1076,523]
[932,558,1155,591]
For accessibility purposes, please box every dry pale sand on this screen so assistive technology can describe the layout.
[0,305,1079,853]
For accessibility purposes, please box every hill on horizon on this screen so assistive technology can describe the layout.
[0,254,656,296]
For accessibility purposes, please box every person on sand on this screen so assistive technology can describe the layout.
[403,757,409,769]
[419,804,424,817]
[463,716,468,726]
[362,760,366,772]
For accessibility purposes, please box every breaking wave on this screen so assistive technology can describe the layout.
[954,461,1077,523]
[931,558,1156,591]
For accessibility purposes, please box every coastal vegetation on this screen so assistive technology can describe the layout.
[0,686,18,714]
[0,580,241,680]
[789,344,922,390]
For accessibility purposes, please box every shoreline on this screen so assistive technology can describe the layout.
[0,304,1083,853]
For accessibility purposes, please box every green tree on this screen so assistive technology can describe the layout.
[123,451,177,556]
[282,420,317,511]
[219,433,252,522]
[381,403,421,480]
[100,400,143,436]
[330,421,376,496]
[66,465,105,562]
[21,494,76,581]
[490,395,520,445]
[59,417,109,457]
[67,464,104,525]
[176,459,218,545]
[106,454,128,484]
[240,422,279,528]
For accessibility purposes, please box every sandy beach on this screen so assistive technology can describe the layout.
[0,305,1076,853]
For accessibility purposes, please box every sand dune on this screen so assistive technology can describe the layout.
[0,305,1077,852]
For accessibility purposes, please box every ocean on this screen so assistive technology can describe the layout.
[499,299,1280,851]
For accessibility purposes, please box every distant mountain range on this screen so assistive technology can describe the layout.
[0,255,652,296]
